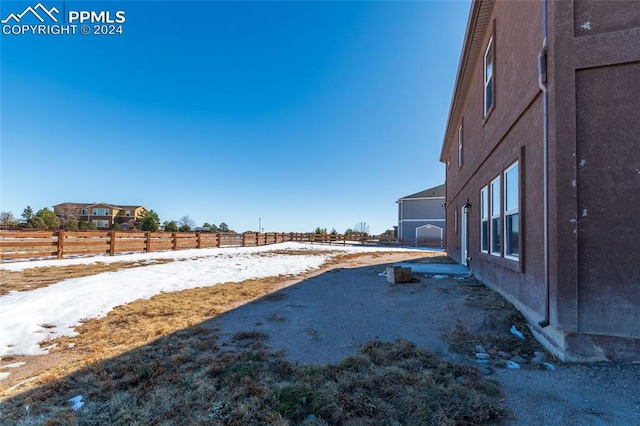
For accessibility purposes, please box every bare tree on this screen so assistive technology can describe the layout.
[56,205,79,228]
[1,211,16,229]
[353,222,370,236]
[178,215,196,232]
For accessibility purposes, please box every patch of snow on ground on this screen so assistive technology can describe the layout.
[1,362,26,369]
[0,242,432,356]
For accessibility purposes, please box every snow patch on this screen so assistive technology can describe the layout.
[0,242,433,356]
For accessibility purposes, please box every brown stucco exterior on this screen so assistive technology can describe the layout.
[441,0,640,361]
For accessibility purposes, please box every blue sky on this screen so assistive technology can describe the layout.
[1,0,469,233]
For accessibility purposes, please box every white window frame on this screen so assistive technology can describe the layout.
[490,175,501,256]
[457,124,463,167]
[480,186,489,253]
[125,210,131,217]
[484,36,494,117]
[504,162,519,260]
[81,208,88,216]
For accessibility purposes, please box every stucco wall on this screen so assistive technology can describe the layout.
[444,0,545,316]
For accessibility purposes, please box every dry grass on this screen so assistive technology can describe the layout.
[51,274,300,364]
[0,248,509,425]
[0,335,508,425]
[1,250,430,397]
[0,260,174,296]
[442,280,552,363]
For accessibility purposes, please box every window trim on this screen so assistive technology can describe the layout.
[483,35,495,118]
[490,175,501,256]
[480,186,489,254]
[504,161,519,261]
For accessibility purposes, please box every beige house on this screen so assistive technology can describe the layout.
[53,203,147,229]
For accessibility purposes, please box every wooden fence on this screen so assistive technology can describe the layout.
[0,231,445,262]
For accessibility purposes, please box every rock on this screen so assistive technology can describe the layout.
[510,325,526,340]
[498,351,511,359]
[542,362,556,371]
[534,351,546,359]
[506,360,521,369]
[475,359,490,364]
[386,266,414,284]
[511,355,527,364]
[479,368,493,375]
[475,345,487,354]
[456,375,468,383]
[475,352,491,360]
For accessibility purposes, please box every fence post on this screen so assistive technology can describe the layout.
[109,231,116,256]
[146,231,151,253]
[197,232,202,249]
[217,233,221,248]
[57,230,65,259]
[172,232,178,250]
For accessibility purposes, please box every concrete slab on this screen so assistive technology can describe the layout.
[393,262,469,275]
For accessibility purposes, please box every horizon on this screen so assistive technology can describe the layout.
[0,0,470,234]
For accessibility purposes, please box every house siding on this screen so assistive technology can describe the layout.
[574,62,640,336]
[442,0,640,360]
[445,0,545,316]
[401,199,445,220]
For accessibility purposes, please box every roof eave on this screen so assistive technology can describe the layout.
[439,0,495,162]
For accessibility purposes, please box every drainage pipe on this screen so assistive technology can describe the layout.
[537,0,550,327]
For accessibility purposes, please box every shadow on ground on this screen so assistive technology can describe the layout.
[1,257,639,425]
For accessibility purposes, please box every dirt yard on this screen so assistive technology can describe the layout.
[1,250,639,425]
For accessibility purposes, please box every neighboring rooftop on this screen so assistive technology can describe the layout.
[398,184,446,200]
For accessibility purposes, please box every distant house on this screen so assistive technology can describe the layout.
[53,203,147,229]
[440,0,639,360]
[396,184,445,243]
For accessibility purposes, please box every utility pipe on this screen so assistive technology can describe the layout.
[537,0,550,327]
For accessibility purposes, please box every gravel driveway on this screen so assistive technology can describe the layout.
[205,254,640,425]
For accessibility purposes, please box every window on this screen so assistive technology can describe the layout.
[125,210,131,216]
[480,186,488,253]
[490,176,501,255]
[92,219,109,228]
[457,124,463,167]
[92,208,109,216]
[484,36,494,117]
[81,208,88,216]
[504,162,519,259]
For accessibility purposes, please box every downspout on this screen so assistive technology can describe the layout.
[538,0,550,327]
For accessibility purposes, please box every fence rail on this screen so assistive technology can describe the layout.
[0,231,445,262]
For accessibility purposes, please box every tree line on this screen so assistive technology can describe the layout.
[0,207,233,233]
